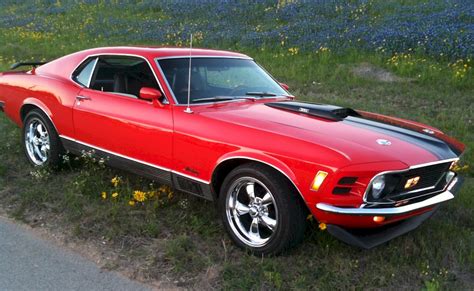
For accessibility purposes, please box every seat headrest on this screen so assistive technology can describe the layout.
[113,73,128,93]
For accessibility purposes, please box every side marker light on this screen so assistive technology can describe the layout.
[311,171,328,191]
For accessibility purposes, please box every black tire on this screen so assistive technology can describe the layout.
[219,163,307,255]
[22,109,64,168]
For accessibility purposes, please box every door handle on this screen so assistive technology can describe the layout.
[76,95,91,101]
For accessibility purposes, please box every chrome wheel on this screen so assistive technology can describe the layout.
[24,118,50,165]
[225,177,278,248]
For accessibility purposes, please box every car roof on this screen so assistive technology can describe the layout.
[78,46,251,59]
[35,46,252,79]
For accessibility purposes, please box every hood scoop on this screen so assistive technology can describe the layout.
[266,101,360,121]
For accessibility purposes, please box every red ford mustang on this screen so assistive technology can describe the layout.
[0,47,465,254]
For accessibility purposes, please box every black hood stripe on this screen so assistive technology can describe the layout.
[265,100,461,159]
[344,116,458,160]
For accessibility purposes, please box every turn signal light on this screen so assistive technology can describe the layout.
[310,171,328,191]
[373,216,386,223]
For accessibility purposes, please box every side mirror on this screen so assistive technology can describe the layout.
[279,83,290,91]
[139,87,164,107]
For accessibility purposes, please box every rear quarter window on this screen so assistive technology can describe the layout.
[72,57,98,87]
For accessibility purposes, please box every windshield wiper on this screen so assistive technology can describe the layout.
[245,92,277,97]
[192,96,236,103]
[192,94,273,104]
[234,96,258,101]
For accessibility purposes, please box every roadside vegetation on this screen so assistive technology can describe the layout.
[0,1,472,289]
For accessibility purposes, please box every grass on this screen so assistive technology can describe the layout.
[0,1,473,290]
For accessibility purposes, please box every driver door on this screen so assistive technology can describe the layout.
[70,55,173,183]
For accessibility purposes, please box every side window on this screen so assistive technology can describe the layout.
[72,57,98,87]
[88,56,161,99]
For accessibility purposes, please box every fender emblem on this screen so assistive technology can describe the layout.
[376,139,391,146]
[184,167,199,175]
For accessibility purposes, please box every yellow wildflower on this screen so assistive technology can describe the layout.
[167,190,174,200]
[319,46,330,52]
[112,192,119,199]
[147,191,156,198]
[111,176,120,187]
[128,200,135,206]
[158,185,168,192]
[319,223,327,231]
[288,47,299,55]
[451,163,469,173]
[133,190,147,202]
[101,192,107,200]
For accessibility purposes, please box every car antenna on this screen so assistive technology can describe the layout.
[184,34,193,114]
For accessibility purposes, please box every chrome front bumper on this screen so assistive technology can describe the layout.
[316,176,461,216]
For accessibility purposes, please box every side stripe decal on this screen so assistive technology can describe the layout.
[59,135,210,184]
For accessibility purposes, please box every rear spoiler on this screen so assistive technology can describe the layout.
[10,61,48,70]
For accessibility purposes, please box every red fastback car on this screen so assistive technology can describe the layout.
[0,47,465,255]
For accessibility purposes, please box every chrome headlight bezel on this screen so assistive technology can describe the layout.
[366,173,402,202]
[370,175,386,199]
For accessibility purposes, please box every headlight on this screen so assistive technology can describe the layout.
[371,175,386,199]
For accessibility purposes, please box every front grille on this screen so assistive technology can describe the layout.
[367,161,453,203]
[392,162,450,194]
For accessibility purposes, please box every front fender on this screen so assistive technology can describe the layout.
[212,150,305,199]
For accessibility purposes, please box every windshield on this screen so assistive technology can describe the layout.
[157,58,288,104]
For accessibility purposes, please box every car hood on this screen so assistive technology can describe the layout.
[198,100,462,167]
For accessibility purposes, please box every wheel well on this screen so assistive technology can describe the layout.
[211,159,308,210]
[20,104,40,122]
[211,158,250,198]
[19,104,60,136]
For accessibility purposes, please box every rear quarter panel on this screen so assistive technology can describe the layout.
[0,71,80,137]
